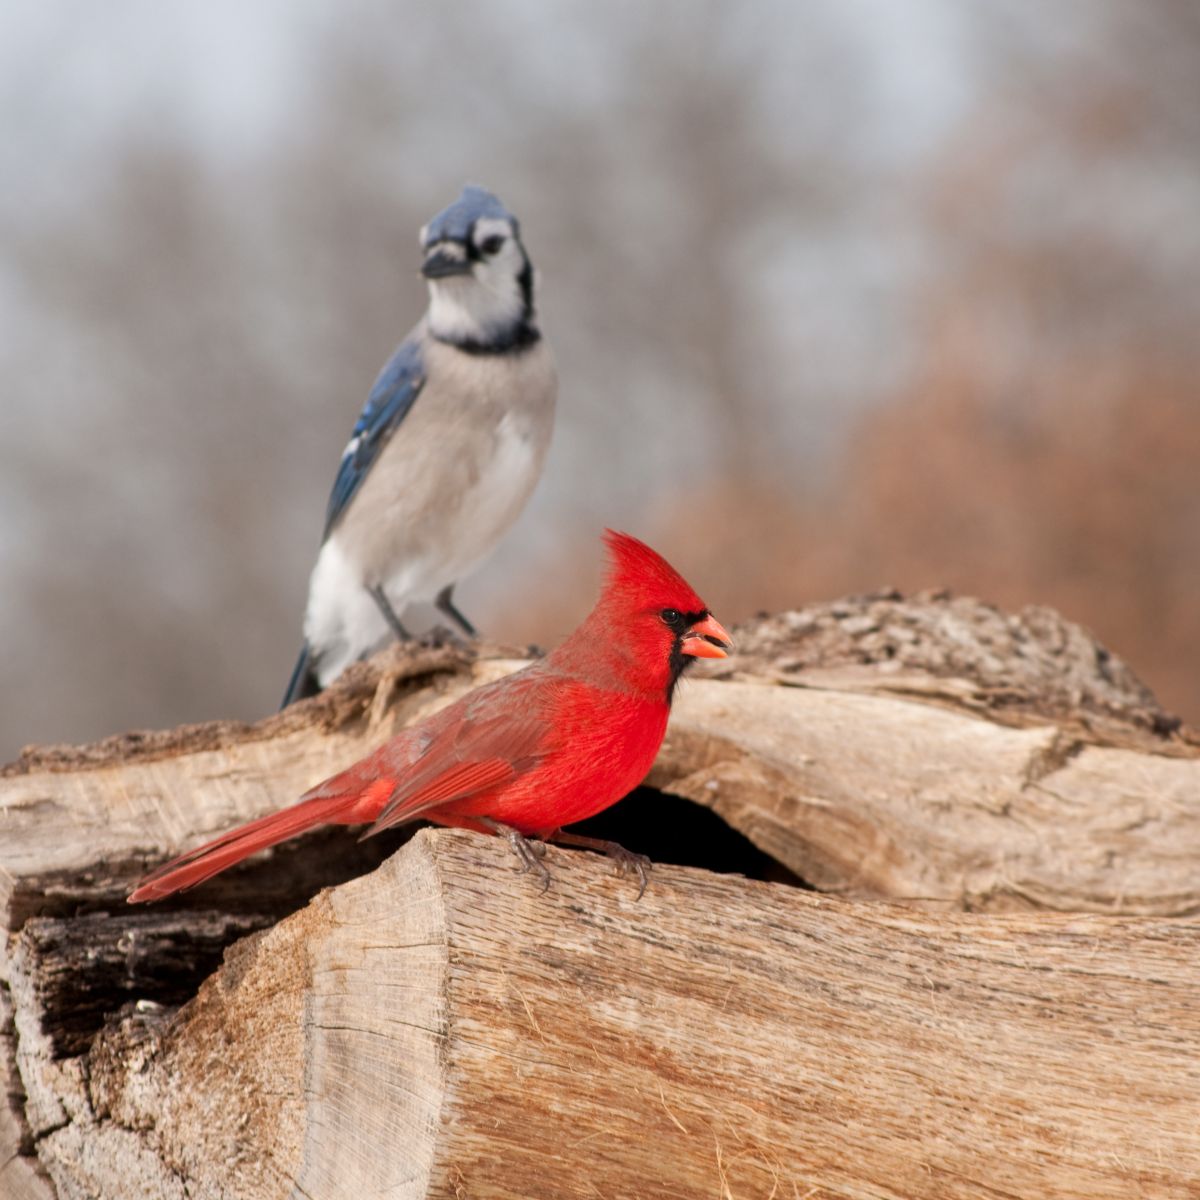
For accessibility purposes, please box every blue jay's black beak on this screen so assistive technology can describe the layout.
[421,245,473,279]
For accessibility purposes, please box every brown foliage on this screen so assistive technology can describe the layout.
[814,353,1200,721]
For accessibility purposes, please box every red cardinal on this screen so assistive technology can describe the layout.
[129,531,731,903]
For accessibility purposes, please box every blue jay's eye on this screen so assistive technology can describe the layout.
[660,608,683,627]
[479,234,505,255]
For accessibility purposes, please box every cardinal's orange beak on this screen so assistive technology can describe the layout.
[680,613,733,659]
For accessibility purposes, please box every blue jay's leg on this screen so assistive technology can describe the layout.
[367,584,413,641]
[281,642,321,709]
[435,584,478,638]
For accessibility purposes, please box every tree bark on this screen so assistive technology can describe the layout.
[1,598,1197,1198]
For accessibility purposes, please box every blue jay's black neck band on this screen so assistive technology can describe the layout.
[436,322,542,356]
[517,257,535,314]
[433,243,540,354]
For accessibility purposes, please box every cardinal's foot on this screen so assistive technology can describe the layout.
[551,831,652,899]
[481,819,552,892]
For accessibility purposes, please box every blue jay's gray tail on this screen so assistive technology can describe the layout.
[281,642,321,709]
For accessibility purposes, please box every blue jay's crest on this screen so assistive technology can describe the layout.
[323,338,426,538]
[421,185,516,247]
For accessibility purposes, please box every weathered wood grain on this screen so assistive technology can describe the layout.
[0,641,481,928]
[15,829,1200,1200]
[1,980,55,1200]
[656,678,1200,914]
[2,598,1197,1197]
[0,641,480,1200]
[3,625,1196,936]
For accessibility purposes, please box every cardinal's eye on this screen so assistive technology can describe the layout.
[480,234,505,255]
[660,608,683,627]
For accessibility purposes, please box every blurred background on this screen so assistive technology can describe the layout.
[3,0,1198,758]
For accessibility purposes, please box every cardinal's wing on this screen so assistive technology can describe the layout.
[306,667,567,836]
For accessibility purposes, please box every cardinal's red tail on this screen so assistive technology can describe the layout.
[127,778,395,903]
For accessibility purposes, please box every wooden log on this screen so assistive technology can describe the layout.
[0,641,479,929]
[2,600,1196,931]
[0,641,480,1200]
[654,675,1200,914]
[9,828,1200,1200]
[2,598,1197,1196]
[1,982,55,1200]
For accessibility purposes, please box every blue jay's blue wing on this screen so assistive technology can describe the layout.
[323,337,426,539]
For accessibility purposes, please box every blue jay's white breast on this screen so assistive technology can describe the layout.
[304,333,556,683]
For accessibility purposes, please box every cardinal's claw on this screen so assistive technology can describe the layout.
[551,831,653,899]
[516,842,552,893]
[617,848,653,900]
[482,819,553,892]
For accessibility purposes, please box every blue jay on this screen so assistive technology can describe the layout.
[282,186,557,706]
